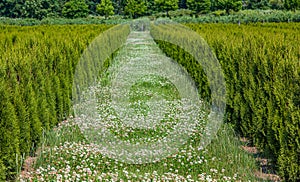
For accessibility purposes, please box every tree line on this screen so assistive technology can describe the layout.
[0,0,299,20]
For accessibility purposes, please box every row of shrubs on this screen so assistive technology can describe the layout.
[150,22,300,181]
[0,16,128,26]
[1,10,300,26]
[0,24,129,180]
[173,10,300,23]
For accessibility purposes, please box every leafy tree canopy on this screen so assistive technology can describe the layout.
[96,0,114,19]
[154,0,179,17]
[284,0,300,11]
[216,0,242,14]
[187,0,211,14]
[124,0,147,18]
[62,0,89,18]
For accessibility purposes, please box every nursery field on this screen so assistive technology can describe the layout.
[153,22,300,181]
[0,24,113,180]
[187,23,300,181]
[19,25,260,182]
[0,21,299,181]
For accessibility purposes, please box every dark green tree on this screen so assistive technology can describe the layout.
[0,0,25,18]
[60,73,71,120]
[154,0,179,17]
[24,82,42,148]
[12,86,31,156]
[217,0,242,14]
[0,159,5,181]
[245,0,270,9]
[269,0,284,9]
[35,70,51,130]
[124,0,147,18]
[41,0,66,17]
[0,82,20,177]
[0,0,68,18]
[96,0,115,19]
[87,0,101,15]
[144,0,156,15]
[53,76,64,121]
[179,0,188,8]
[45,75,58,128]
[112,0,126,15]
[187,0,211,14]
[62,0,89,18]
[21,0,47,19]
[284,0,300,10]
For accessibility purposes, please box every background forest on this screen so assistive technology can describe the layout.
[0,0,299,20]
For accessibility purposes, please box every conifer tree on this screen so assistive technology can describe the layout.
[36,70,51,130]
[53,76,64,121]
[12,85,31,156]
[62,75,71,119]
[0,159,5,181]
[24,82,42,147]
[46,74,57,128]
[0,81,20,176]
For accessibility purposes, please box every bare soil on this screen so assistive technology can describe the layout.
[240,137,281,182]
[19,156,36,180]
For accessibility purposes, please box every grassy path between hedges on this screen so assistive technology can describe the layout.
[19,30,264,182]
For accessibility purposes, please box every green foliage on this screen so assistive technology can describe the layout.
[12,86,31,156]
[152,22,300,181]
[0,81,20,178]
[179,0,188,8]
[0,0,24,18]
[211,9,227,16]
[0,159,5,181]
[154,0,179,17]
[62,0,89,18]
[24,83,42,147]
[269,0,284,9]
[187,0,211,14]
[22,0,45,19]
[124,0,147,18]
[151,9,195,19]
[0,0,65,18]
[216,0,243,14]
[72,24,130,104]
[193,23,300,181]
[150,38,210,102]
[0,24,111,180]
[284,0,300,11]
[172,10,300,23]
[87,0,101,15]
[96,0,114,19]
[0,17,127,25]
[169,9,194,17]
[244,0,271,10]
[0,0,299,19]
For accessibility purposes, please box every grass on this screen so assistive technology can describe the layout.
[19,29,262,182]
[19,121,261,181]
